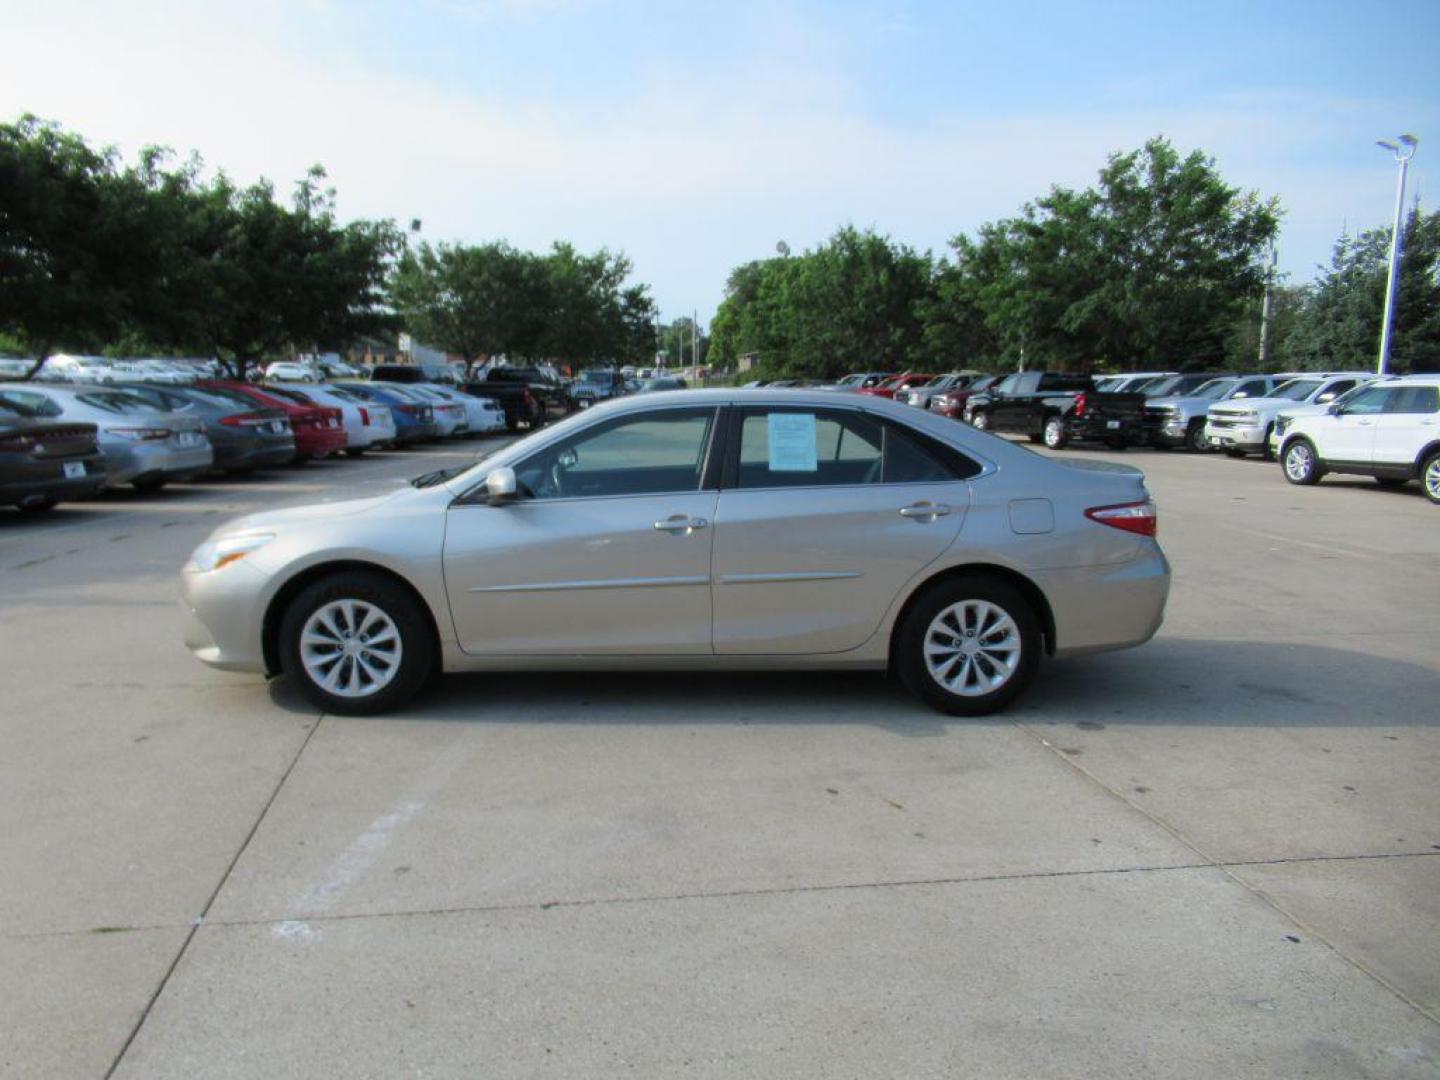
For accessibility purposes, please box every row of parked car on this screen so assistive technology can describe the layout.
[0,376,508,513]
[817,368,1440,504]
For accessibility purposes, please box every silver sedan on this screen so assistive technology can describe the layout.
[0,383,212,490]
[181,390,1170,715]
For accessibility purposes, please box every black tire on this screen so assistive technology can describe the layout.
[1223,447,1247,459]
[1261,424,1275,461]
[19,498,58,513]
[279,571,436,716]
[1027,433,1044,444]
[970,411,989,431]
[1282,437,1323,486]
[1423,450,1440,505]
[1042,416,1069,449]
[132,475,167,492]
[1106,437,1127,451]
[1374,477,1408,490]
[1185,420,1209,453]
[895,575,1042,717]
[290,454,311,467]
[344,447,365,458]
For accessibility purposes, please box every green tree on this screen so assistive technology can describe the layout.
[1283,207,1440,373]
[708,227,936,378]
[946,137,1281,371]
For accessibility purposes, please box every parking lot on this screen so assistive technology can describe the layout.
[2,437,1437,1078]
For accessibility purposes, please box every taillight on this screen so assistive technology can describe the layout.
[359,407,370,426]
[521,389,533,405]
[1085,499,1157,537]
[1073,392,1087,417]
[220,412,270,428]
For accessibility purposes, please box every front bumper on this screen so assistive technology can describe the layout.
[1205,420,1266,450]
[180,560,270,673]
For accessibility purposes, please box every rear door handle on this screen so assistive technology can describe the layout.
[654,515,708,534]
[899,502,951,520]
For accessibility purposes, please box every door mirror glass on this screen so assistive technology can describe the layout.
[485,466,517,504]
[1328,401,1344,415]
[1316,392,1335,404]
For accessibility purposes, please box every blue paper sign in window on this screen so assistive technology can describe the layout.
[768,412,817,471]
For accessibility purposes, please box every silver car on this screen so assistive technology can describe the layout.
[0,383,212,490]
[180,390,1170,716]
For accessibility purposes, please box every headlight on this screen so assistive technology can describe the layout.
[187,533,274,573]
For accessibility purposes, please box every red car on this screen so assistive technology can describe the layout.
[857,372,936,399]
[929,374,1001,419]
[200,382,346,462]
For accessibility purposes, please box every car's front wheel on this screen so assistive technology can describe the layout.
[279,571,435,715]
[1282,438,1323,486]
[1185,420,1209,453]
[970,411,989,431]
[896,576,1041,716]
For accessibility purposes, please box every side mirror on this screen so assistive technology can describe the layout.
[1327,401,1344,416]
[1316,392,1336,404]
[484,466,517,505]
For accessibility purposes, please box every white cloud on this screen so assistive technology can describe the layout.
[1,0,1433,320]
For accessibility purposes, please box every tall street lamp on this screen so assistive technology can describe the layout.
[1375,133,1418,376]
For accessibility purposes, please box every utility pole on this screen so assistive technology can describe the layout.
[1257,240,1277,368]
[692,310,698,377]
[1376,134,1418,376]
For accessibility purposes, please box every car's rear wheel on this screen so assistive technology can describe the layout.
[1423,450,1440,505]
[1282,438,1323,486]
[279,572,435,715]
[1042,416,1068,449]
[344,447,365,458]
[1374,477,1408,490]
[19,497,57,513]
[896,576,1041,716]
[132,475,167,492]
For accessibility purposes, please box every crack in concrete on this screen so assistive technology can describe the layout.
[101,714,326,1080]
[10,848,1435,944]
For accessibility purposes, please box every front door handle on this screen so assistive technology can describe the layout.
[1357,419,1372,426]
[899,502,951,521]
[654,515,708,534]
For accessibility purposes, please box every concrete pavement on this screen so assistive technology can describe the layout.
[1,436,1436,1078]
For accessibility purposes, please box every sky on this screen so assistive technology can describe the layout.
[3,0,1438,325]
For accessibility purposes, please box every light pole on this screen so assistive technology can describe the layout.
[1375,133,1418,376]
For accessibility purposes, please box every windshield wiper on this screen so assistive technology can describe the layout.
[411,466,466,489]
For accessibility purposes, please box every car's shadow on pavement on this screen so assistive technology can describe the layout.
[269,637,1438,732]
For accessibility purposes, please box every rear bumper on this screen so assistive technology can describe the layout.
[1,463,108,507]
[1036,545,1171,659]
[1068,417,1146,442]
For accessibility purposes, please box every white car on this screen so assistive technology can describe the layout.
[1205,372,1370,458]
[263,361,320,383]
[422,386,507,435]
[36,354,113,383]
[264,384,397,455]
[406,385,470,437]
[1278,376,1440,503]
[1268,381,1384,458]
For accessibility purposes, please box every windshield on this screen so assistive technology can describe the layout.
[1189,379,1237,400]
[581,371,614,384]
[1268,379,1322,401]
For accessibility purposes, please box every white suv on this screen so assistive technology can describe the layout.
[1278,376,1440,503]
[1205,372,1370,458]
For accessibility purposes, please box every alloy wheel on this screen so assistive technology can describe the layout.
[923,600,1022,697]
[1426,455,1440,502]
[1284,442,1314,483]
[300,599,403,698]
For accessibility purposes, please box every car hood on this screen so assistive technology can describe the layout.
[218,486,410,534]
[1210,398,1294,416]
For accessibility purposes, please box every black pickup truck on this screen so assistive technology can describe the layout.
[461,366,572,430]
[963,371,1149,449]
